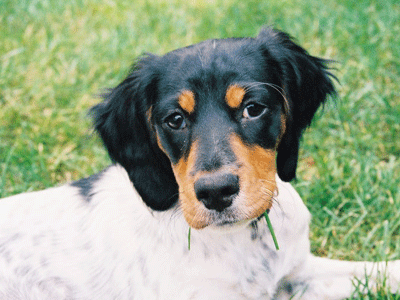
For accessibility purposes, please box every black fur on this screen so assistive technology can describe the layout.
[91,55,179,211]
[91,27,336,211]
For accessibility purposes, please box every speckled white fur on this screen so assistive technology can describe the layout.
[0,165,399,299]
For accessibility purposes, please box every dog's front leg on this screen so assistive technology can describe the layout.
[274,254,400,300]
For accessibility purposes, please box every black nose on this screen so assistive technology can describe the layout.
[194,173,239,212]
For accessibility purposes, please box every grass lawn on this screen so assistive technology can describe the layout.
[1,0,399,298]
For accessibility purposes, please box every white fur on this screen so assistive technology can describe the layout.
[0,165,399,299]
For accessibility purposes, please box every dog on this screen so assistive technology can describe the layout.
[0,27,399,299]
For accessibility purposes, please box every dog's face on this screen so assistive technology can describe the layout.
[151,41,286,228]
[92,28,336,229]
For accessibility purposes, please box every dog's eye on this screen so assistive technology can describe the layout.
[165,113,186,130]
[243,103,267,119]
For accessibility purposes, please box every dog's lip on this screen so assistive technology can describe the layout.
[203,207,268,228]
[216,220,240,226]
[211,218,253,229]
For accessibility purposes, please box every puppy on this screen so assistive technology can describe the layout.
[0,27,399,299]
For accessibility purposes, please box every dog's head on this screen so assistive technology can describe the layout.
[92,28,336,229]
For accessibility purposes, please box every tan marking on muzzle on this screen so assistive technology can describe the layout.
[178,90,195,114]
[229,134,277,219]
[226,84,246,109]
[171,141,213,229]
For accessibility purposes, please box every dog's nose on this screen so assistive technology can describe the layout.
[194,173,239,212]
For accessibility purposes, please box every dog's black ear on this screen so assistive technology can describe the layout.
[257,27,337,181]
[91,54,179,210]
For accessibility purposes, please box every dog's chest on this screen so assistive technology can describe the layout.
[122,224,280,299]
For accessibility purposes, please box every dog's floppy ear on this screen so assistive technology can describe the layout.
[91,54,179,210]
[257,27,337,181]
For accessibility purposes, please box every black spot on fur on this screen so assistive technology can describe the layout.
[70,168,107,201]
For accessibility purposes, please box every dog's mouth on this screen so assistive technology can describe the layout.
[210,214,248,227]
[205,217,254,232]
[193,208,271,234]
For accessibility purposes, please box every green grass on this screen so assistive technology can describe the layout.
[1,0,399,297]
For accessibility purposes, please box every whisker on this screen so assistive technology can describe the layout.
[258,178,277,185]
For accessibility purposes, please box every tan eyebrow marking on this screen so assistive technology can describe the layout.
[225,84,246,109]
[178,90,195,114]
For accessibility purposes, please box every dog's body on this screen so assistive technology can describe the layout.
[1,28,399,299]
[2,165,398,299]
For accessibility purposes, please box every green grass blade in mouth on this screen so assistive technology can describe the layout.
[264,211,279,250]
[188,227,191,251]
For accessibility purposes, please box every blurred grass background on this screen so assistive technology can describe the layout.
[1,0,399,297]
